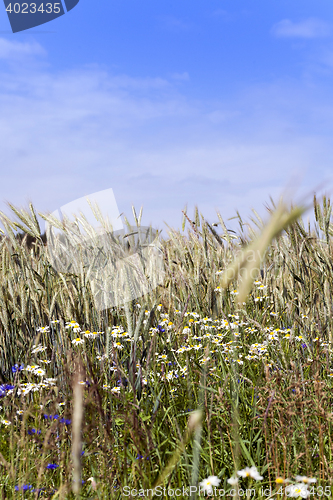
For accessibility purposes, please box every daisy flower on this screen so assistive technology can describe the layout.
[285,483,310,498]
[199,357,210,364]
[25,364,40,372]
[31,345,47,354]
[65,321,81,332]
[36,326,50,333]
[199,476,221,495]
[113,342,123,350]
[237,466,263,480]
[84,331,100,339]
[44,378,56,385]
[295,476,316,484]
[276,477,290,484]
[72,338,84,345]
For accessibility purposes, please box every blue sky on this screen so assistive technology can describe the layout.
[0,0,333,235]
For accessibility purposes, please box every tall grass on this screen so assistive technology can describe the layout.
[0,195,332,498]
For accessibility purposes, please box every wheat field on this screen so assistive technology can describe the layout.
[0,195,332,499]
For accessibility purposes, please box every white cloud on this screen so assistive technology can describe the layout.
[170,72,190,82]
[212,9,229,18]
[0,40,331,234]
[0,38,46,59]
[158,15,193,32]
[271,18,331,39]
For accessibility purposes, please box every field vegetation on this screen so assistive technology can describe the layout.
[0,195,332,499]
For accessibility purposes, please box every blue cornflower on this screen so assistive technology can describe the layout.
[12,364,24,373]
[302,343,307,348]
[46,463,59,470]
[22,484,33,491]
[28,428,41,435]
[0,384,14,397]
[136,454,144,459]
[15,484,33,491]
[116,377,128,387]
[44,414,59,420]
[59,418,71,425]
